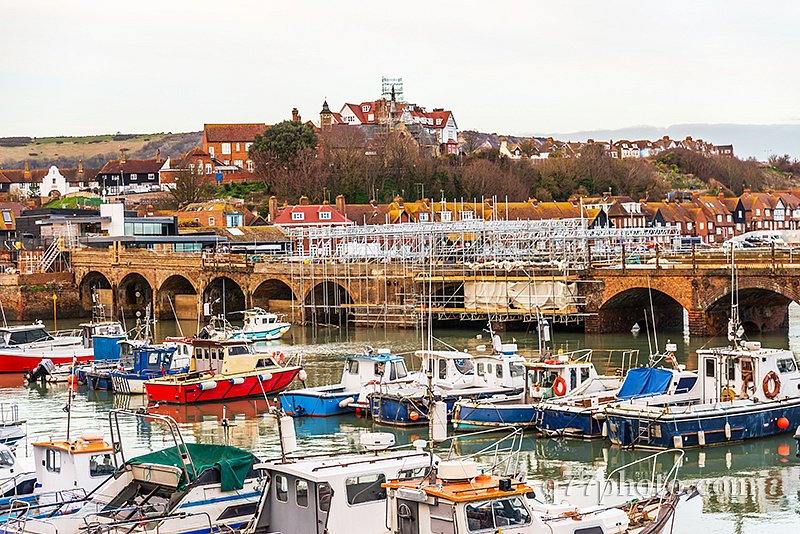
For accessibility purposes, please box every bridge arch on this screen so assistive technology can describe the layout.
[253,279,296,314]
[157,275,198,320]
[304,282,353,326]
[118,272,153,320]
[203,276,245,317]
[597,287,687,333]
[79,271,113,315]
[701,279,800,334]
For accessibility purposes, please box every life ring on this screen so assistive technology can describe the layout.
[720,387,736,402]
[276,352,285,365]
[763,371,781,399]
[553,377,568,397]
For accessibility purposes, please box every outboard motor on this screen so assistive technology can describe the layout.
[25,359,56,384]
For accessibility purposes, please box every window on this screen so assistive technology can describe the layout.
[218,503,258,520]
[148,173,155,180]
[496,363,504,379]
[367,113,374,122]
[455,358,474,375]
[575,528,605,534]
[208,217,216,226]
[570,368,577,389]
[699,222,704,230]
[477,363,485,376]
[755,209,761,216]
[89,453,115,477]
[347,360,359,374]
[439,359,447,380]
[361,105,370,113]
[580,367,590,383]
[319,211,332,220]
[390,361,408,380]
[130,173,138,181]
[234,159,243,167]
[245,143,252,152]
[275,475,288,502]
[45,449,61,473]
[235,143,241,152]
[777,358,798,374]
[292,212,305,221]
[296,479,309,507]
[208,146,215,157]
[465,497,531,532]
[510,363,525,378]
[221,143,232,155]
[440,211,452,222]
[345,473,386,505]
[436,118,442,125]
[705,358,715,378]
[205,164,212,174]
[0,448,13,467]
[246,160,254,172]
[419,213,429,222]
[318,483,332,512]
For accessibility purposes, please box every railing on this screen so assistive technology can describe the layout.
[598,449,685,506]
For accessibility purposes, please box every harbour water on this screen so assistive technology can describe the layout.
[3,313,800,533]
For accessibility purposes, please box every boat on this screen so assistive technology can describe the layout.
[369,343,527,427]
[0,405,25,447]
[108,345,189,394]
[0,444,36,497]
[236,308,291,341]
[0,410,263,534]
[279,348,417,417]
[0,323,93,374]
[451,349,614,430]
[241,432,435,534]
[144,338,302,404]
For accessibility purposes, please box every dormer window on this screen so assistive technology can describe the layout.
[362,105,370,113]
[440,211,452,222]
[291,212,305,221]
[418,213,429,222]
[436,118,442,125]
[319,211,332,220]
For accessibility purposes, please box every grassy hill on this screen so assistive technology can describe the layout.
[0,132,202,169]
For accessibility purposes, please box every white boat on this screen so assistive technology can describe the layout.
[0,411,262,534]
[237,308,291,341]
[0,323,92,374]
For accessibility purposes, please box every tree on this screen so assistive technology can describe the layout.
[460,130,482,154]
[168,170,213,207]
[249,121,320,200]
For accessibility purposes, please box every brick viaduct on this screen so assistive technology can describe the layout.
[71,247,800,336]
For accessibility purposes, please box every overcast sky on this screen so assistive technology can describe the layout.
[2,0,798,138]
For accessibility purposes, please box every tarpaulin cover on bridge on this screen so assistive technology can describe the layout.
[616,367,673,400]
[464,281,576,311]
[127,443,256,491]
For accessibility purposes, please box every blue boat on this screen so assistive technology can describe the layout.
[370,346,527,426]
[452,351,617,431]
[109,345,184,394]
[279,349,414,417]
[606,339,800,449]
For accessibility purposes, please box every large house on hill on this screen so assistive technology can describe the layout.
[202,123,265,171]
[96,150,166,195]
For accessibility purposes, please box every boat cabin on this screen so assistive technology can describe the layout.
[0,324,54,347]
[525,352,599,400]
[250,448,431,534]
[698,341,800,404]
[31,431,116,494]
[81,321,126,360]
[242,308,285,329]
[188,339,277,375]
[130,346,180,376]
[342,350,410,390]
[416,350,525,391]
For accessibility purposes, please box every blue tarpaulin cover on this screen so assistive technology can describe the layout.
[616,367,673,400]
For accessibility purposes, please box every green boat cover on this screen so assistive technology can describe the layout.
[127,443,256,491]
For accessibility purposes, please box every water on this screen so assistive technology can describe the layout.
[5,310,800,533]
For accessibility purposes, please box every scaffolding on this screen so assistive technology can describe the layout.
[284,219,679,329]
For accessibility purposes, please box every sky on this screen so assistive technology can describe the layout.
[2,0,799,141]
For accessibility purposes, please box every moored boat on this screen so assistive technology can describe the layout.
[279,348,416,417]
[0,323,92,374]
[144,338,302,404]
[236,307,291,341]
[109,345,187,394]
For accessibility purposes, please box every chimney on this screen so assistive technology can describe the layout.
[268,196,278,222]
[155,148,162,162]
[335,194,346,215]
[743,187,751,195]
[663,135,670,141]
[718,192,725,202]
[691,191,700,200]
[23,160,30,180]
[394,195,404,207]
[77,159,84,173]
[530,197,539,207]
[291,108,301,122]
[299,195,310,205]
[369,199,378,208]
[120,149,127,163]
[146,204,154,216]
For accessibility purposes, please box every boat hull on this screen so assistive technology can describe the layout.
[606,398,800,449]
[371,389,523,427]
[85,372,113,391]
[279,388,356,417]
[145,367,300,404]
[0,350,93,374]
[110,374,148,395]
[452,402,539,430]
[537,405,605,439]
[242,324,290,341]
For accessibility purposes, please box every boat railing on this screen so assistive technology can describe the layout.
[108,409,197,481]
[83,509,214,534]
[50,328,82,338]
[598,449,685,507]
[0,402,23,425]
[440,427,525,478]
[0,488,90,519]
[0,472,32,496]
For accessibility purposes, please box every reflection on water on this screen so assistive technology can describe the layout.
[5,307,800,532]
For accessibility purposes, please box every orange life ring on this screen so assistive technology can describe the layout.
[763,371,781,399]
[720,387,736,402]
[276,352,285,364]
[553,376,568,397]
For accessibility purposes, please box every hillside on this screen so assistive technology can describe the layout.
[0,132,202,169]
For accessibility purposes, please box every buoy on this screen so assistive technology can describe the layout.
[601,422,608,438]
[698,430,706,447]
[198,380,217,391]
[409,411,420,421]
[298,370,308,382]
[229,377,245,386]
[724,422,731,440]
[777,417,790,430]
[338,397,354,409]
[259,373,273,382]
[673,435,683,449]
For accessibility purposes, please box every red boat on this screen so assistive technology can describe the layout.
[0,323,94,373]
[144,338,302,404]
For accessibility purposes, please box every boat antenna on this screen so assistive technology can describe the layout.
[644,308,653,358]
[729,244,742,347]
[65,355,76,441]
[168,296,184,337]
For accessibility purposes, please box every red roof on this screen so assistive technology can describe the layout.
[409,110,452,129]
[204,123,267,143]
[274,205,353,226]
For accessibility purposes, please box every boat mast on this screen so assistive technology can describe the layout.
[728,244,742,348]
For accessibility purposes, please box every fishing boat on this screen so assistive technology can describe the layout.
[144,338,302,404]
[0,323,93,374]
[369,343,527,427]
[0,445,36,497]
[243,433,434,534]
[109,345,189,394]
[0,411,262,534]
[279,348,417,417]
[235,308,291,341]
[606,261,800,450]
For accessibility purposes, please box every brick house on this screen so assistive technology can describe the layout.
[202,123,266,171]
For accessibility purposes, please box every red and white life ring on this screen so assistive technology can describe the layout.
[763,371,781,399]
[553,376,568,397]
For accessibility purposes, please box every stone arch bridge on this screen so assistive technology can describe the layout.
[71,248,800,335]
